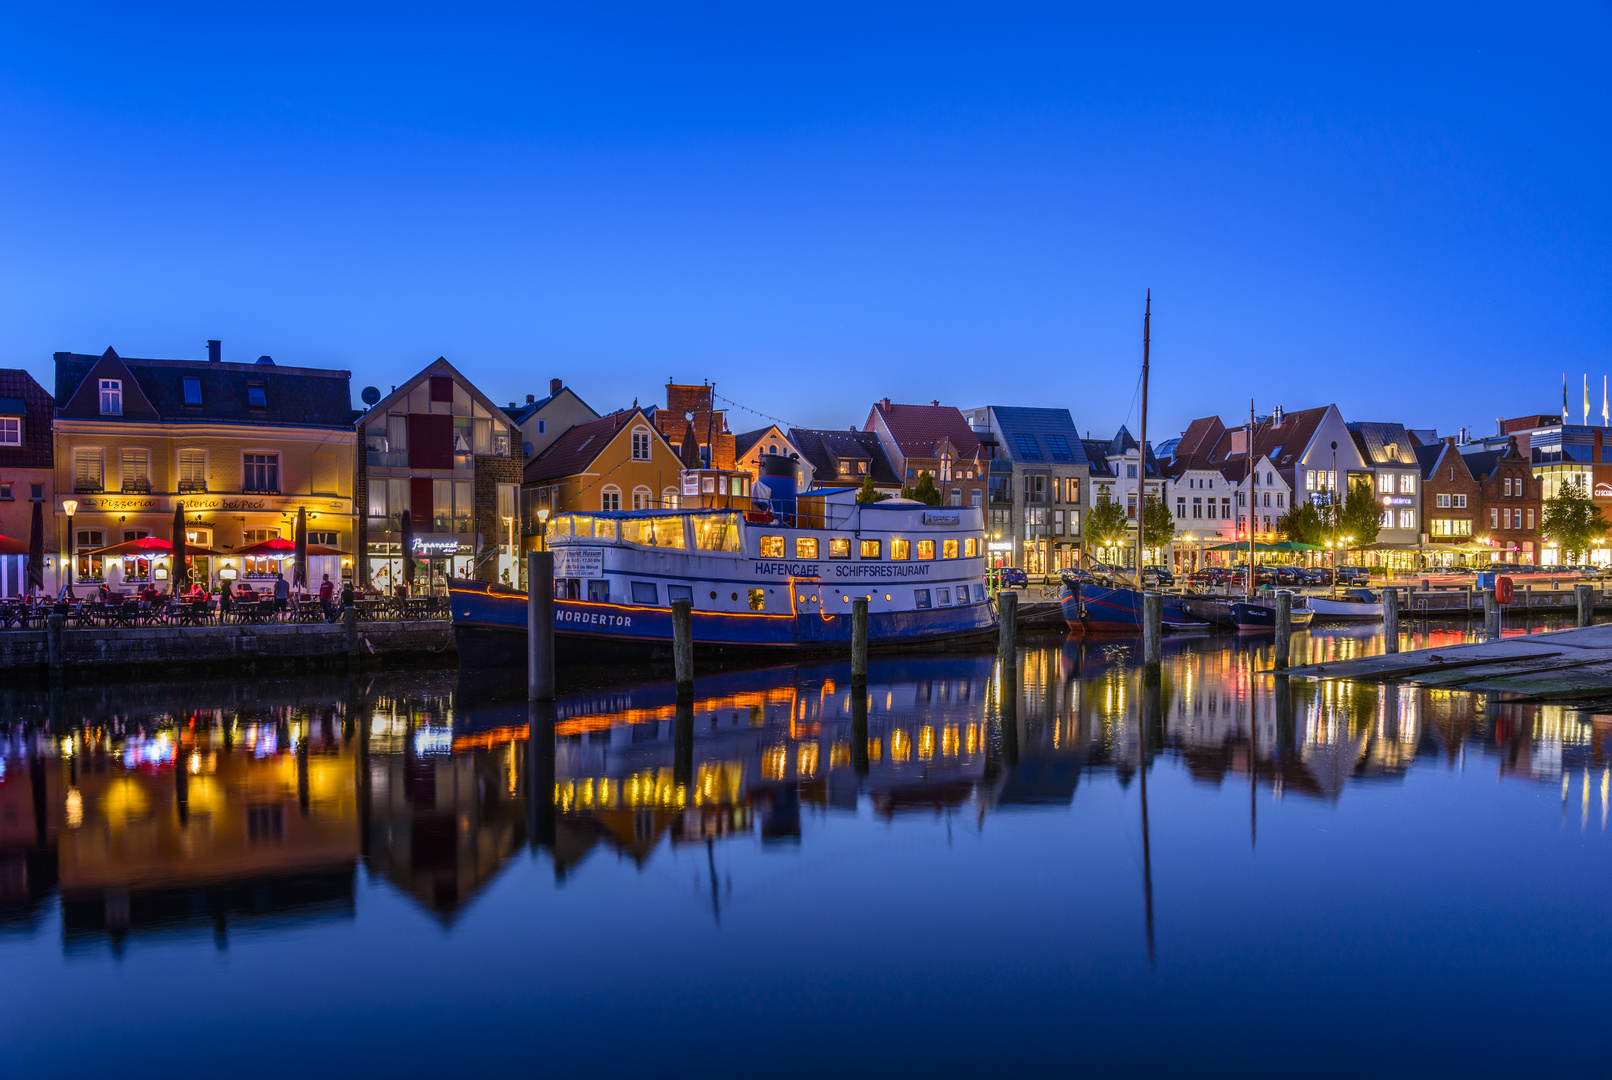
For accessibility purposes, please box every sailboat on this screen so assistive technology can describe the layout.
[1062,294,1208,633]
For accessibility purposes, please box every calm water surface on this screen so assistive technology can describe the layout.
[3,620,1609,1078]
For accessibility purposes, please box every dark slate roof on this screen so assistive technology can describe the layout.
[788,428,900,487]
[1201,405,1330,474]
[503,385,598,426]
[986,406,1090,467]
[1345,421,1419,466]
[1459,448,1504,482]
[734,427,781,460]
[0,369,54,469]
[1082,441,1115,477]
[1414,442,1445,480]
[54,348,352,429]
[524,409,657,483]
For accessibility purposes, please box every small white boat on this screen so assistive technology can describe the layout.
[1306,589,1383,621]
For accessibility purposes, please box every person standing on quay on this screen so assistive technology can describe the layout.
[274,571,290,619]
[319,573,335,621]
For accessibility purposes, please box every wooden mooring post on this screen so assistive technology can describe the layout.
[1383,587,1399,654]
[1273,591,1291,669]
[1483,587,1501,641]
[1577,583,1595,628]
[998,591,1017,668]
[851,596,869,687]
[1142,592,1162,669]
[527,551,555,701]
[671,599,694,695]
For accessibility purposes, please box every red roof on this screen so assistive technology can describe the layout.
[524,408,659,483]
[866,401,981,460]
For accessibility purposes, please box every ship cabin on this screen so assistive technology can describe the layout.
[543,483,989,621]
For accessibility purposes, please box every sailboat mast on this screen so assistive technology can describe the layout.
[1247,400,1256,599]
[1137,291,1150,582]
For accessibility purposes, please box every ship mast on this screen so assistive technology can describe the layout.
[1136,291,1150,584]
[1247,400,1256,599]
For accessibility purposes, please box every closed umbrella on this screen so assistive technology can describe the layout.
[26,499,43,594]
[293,506,308,590]
[172,502,188,590]
[400,509,415,592]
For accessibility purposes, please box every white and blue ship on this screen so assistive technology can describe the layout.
[450,456,997,666]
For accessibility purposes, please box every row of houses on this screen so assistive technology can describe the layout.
[0,342,1589,596]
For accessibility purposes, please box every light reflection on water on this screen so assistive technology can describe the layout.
[1,619,1610,1077]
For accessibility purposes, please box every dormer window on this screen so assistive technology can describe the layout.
[183,377,203,405]
[0,415,19,446]
[99,379,122,416]
[247,384,267,408]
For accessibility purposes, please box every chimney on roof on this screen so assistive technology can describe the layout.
[1273,405,1283,426]
[1496,417,1504,437]
[881,398,891,409]
[931,399,939,407]
[526,394,535,404]
[207,339,220,363]
[508,402,517,408]
[550,378,562,396]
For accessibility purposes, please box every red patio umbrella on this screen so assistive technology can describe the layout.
[0,534,28,555]
[90,536,222,557]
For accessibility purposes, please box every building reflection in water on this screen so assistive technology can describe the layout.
[3,626,1612,946]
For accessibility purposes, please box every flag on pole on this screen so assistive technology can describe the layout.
[1602,375,1607,427]
[1564,373,1570,422]
[1585,374,1591,425]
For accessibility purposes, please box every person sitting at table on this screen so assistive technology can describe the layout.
[97,582,113,604]
[340,579,355,611]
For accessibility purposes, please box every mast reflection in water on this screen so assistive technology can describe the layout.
[3,623,1612,1077]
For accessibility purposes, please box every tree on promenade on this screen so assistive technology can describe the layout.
[1541,475,1608,561]
[1140,495,1175,558]
[1085,495,1128,563]
[1276,500,1326,546]
[1334,480,1382,551]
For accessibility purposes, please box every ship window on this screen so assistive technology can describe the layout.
[973,584,986,603]
[860,539,881,559]
[668,585,693,605]
[588,580,611,602]
[594,518,618,541]
[621,516,685,548]
[942,538,959,559]
[759,535,785,558]
[748,589,765,611]
[914,589,932,609]
[829,538,850,558]
[964,537,978,558]
[956,586,972,605]
[630,581,658,605]
[796,537,818,559]
[890,539,910,560]
[937,587,952,606]
[692,513,740,551]
[916,539,935,560]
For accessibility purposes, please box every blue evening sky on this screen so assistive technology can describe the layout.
[1,3,1607,440]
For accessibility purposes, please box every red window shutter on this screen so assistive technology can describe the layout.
[410,478,434,522]
[407,414,453,469]
[430,376,454,403]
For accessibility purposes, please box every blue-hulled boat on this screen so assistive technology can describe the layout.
[450,454,998,667]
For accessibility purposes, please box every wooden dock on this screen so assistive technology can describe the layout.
[1279,624,1612,701]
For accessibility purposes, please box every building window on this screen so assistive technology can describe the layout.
[308,531,339,546]
[73,448,104,492]
[178,449,207,492]
[0,416,19,446]
[243,453,280,493]
[1490,507,1499,529]
[916,539,935,560]
[1192,497,1202,518]
[247,384,267,409]
[243,528,281,544]
[1436,493,1450,508]
[1527,509,1534,530]
[860,539,881,559]
[1126,464,1138,479]
[971,490,981,507]
[661,487,679,509]
[631,430,651,460]
[1276,493,1284,507]
[1398,510,1414,529]
[1379,509,1392,528]
[891,538,910,560]
[601,487,621,512]
[1503,477,1513,496]
[950,489,961,506]
[537,419,546,435]
[120,449,150,493]
[0,482,9,500]
[1454,494,1467,508]
[99,379,122,416]
[759,535,784,558]
[182,377,202,406]
[1399,474,1415,494]
[1377,473,1394,494]
[829,538,850,559]
[632,487,651,511]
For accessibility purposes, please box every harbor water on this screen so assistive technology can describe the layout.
[2,619,1609,1077]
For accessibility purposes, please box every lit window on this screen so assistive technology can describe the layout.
[1399,474,1415,494]
[73,448,104,492]
[99,379,122,415]
[890,539,910,560]
[1398,510,1414,529]
[759,535,784,558]
[795,537,818,559]
[942,539,959,558]
[964,537,978,558]
[860,539,881,559]
[748,589,765,611]
[1377,473,1394,494]
[916,539,935,559]
[829,538,850,558]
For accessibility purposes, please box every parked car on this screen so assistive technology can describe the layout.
[1058,567,1095,587]
[989,566,1029,589]
[1336,566,1370,584]
[1297,567,1333,586]
[1267,565,1303,586]
[1141,565,1175,587]
[1435,565,1476,576]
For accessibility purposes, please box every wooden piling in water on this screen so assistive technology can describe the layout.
[1577,583,1594,628]
[671,599,694,694]
[1142,592,1162,669]
[851,596,869,687]
[1483,587,1500,641]
[1274,591,1291,669]
[527,551,555,701]
[1383,587,1399,653]
[998,591,1017,668]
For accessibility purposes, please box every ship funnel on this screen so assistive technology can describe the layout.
[753,453,798,525]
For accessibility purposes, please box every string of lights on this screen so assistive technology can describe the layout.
[710,392,798,432]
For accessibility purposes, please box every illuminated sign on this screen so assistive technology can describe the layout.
[1595,483,1612,499]
[921,513,961,526]
[412,539,462,554]
[1381,496,1414,507]
[986,542,1013,552]
[553,547,604,578]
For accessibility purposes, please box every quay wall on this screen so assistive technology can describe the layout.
[0,620,455,682]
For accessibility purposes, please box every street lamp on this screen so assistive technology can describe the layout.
[537,507,551,553]
[62,499,78,595]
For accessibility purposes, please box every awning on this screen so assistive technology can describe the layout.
[0,534,28,555]
[1204,541,1285,552]
[88,536,222,557]
[232,538,344,557]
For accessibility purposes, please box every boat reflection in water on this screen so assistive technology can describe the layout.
[4,625,1612,948]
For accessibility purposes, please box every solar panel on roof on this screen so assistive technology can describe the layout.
[1014,433,1043,459]
[1046,434,1073,460]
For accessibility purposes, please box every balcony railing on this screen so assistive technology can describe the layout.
[178,480,208,494]
[122,480,151,494]
[74,483,104,494]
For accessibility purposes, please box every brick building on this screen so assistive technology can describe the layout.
[0,368,55,594]
[1466,437,1543,564]
[1415,437,1482,554]
[866,399,987,507]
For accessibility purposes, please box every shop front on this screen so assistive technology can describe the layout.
[986,539,1014,570]
[366,535,474,594]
